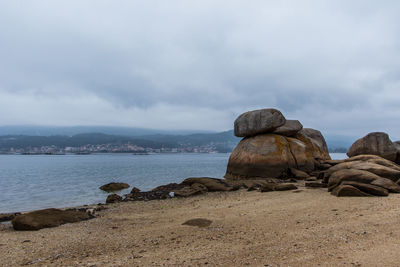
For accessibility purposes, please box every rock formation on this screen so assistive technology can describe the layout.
[99,182,130,192]
[225,108,331,179]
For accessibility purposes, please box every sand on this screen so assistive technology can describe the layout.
[2,186,400,266]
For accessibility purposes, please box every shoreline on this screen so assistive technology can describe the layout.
[2,185,400,266]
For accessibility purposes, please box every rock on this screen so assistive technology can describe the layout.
[295,128,331,161]
[174,183,208,197]
[274,183,298,191]
[322,159,345,165]
[327,169,380,189]
[305,177,318,181]
[225,134,304,179]
[99,182,130,192]
[347,132,397,162]
[234,108,286,137]
[325,161,400,181]
[260,183,276,192]
[340,181,389,196]
[181,177,233,191]
[12,208,92,231]
[0,213,21,222]
[124,191,171,201]
[331,185,372,197]
[273,120,303,136]
[130,187,141,194]
[151,183,184,192]
[106,194,122,204]
[305,182,327,188]
[370,178,400,193]
[182,218,212,228]
[344,154,400,171]
[289,168,310,179]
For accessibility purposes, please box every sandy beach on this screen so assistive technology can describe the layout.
[2,185,400,266]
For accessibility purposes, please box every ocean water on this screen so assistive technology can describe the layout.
[0,153,346,213]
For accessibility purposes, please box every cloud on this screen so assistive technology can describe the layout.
[0,0,400,137]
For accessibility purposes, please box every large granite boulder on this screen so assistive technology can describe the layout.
[295,128,330,161]
[272,120,303,137]
[234,108,286,137]
[12,208,92,231]
[225,131,330,179]
[347,132,398,162]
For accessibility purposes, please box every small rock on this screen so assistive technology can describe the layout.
[182,218,212,228]
[106,194,122,204]
[99,182,129,192]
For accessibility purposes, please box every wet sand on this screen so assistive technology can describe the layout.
[2,186,400,266]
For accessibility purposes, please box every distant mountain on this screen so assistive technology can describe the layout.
[0,125,215,137]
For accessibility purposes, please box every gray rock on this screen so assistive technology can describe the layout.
[347,132,397,162]
[234,108,286,137]
[273,120,303,136]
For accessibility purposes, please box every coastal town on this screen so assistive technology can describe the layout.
[0,143,223,155]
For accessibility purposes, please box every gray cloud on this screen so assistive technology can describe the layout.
[1,0,400,138]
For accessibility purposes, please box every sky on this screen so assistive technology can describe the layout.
[1,0,400,138]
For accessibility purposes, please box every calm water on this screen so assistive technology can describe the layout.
[0,153,346,213]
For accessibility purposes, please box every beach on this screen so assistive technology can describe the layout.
[2,185,400,266]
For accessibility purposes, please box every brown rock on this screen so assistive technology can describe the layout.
[295,128,331,161]
[371,178,400,193]
[344,154,400,171]
[0,213,21,222]
[124,191,171,201]
[327,169,380,189]
[151,183,184,192]
[274,183,298,191]
[182,218,212,228]
[340,181,388,196]
[289,168,310,179]
[273,120,303,137]
[305,182,327,188]
[106,194,122,204]
[12,209,92,231]
[234,108,286,137]
[347,132,397,162]
[260,183,276,192]
[331,185,372,197]
[181,177,233,191]
[99,182,130,192]
[130,187,141,194]
[174,183,208,197]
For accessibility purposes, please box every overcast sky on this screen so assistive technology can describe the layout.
[1,1,400,138]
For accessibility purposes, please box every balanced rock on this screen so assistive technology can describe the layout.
[99,182,130,192]
[347,132,398,162]
[12,208,92,231]
[272,120,303,136]
[234,108,286,137]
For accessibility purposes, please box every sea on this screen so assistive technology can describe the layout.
[0,153,347,213]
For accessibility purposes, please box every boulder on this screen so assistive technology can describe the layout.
[106,194,122,204]
[344,154,400,171]
[273,120,303,136]
[0,213,21,222]
[130,187,141,194]
[340,181,389,196]
[331,185,372,197]
[274,183,298,191]
[325,161,400,181]
[12,208,92,231]
[234,108,286,137]
[174,183,208,197]
[295,128,331,161]
[260,183,276,192]
[151,183,184,192]
[99,182,130,192]
[181,177,233,191]
[289,168,310,180]
[370,178,400,193]
[347,132,397,162]
[327,169,380,189]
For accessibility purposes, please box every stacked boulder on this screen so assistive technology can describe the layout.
[322,154,400,197]
[225,108,331,179]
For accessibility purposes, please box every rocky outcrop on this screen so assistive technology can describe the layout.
[106,194,123,204]
[99,182,130,192]
[226,108,331,180]
[347,132,398,162]
[12,208,92,231]
[326,154,400,197]
[0,212,21,222]
[234,108,286,137]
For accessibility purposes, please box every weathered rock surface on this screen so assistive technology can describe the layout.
[340,181,388,196]
[234,108,286,137]
[295,128,331,161]
[274,183,298,191]
[12,209,92,231]
[331,185,372,197]
[151,183,183,192]
[106,194,122,204]
[344,154,400,171]
[181,177,234,191]
[174,183,208,197]
[273,120,303,136]
[347,132,398,162]
[124,191,171,201]
[0,213,21,222]
[289,168,310,179]
[327,169,380,189]
[370,178,400,193]
[99,182,130,192]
